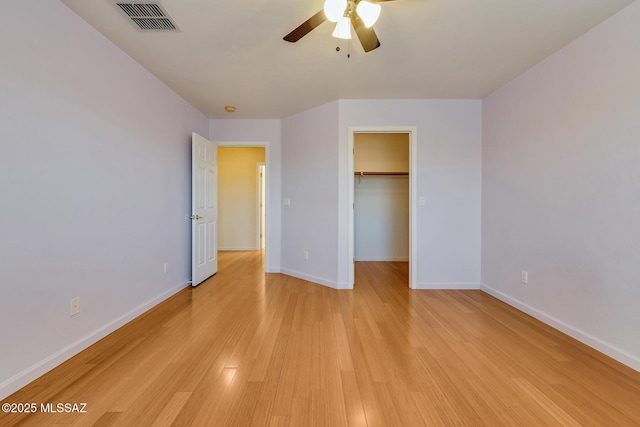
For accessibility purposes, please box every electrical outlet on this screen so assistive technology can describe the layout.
[70,297,80,316]
[163,262,168,274]
[303,250,309,260]
[521,270,528,284]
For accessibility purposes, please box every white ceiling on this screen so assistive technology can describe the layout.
[60,0,634,119]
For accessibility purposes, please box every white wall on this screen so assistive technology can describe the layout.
[0,1,209,399]
[338,100,483,288]
[482,1,640,370]
[209,119,282,272]
[277,100,481,289]
[280,102,341,287]
[355,176,410,261]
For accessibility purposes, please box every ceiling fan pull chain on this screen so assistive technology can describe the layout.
[336,37,351,58]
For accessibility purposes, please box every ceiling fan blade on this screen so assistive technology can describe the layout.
[350,13,381,52]
[283,10,327,42]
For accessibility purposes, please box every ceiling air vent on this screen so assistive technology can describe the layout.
[113,1,180,32]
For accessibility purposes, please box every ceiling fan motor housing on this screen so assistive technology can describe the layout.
[283,0,384,52]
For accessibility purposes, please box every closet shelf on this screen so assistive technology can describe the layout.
[354,171,408,176]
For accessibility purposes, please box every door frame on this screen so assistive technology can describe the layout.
[217,141,270,269]
[256,162,266,250]
[348,126,418,289]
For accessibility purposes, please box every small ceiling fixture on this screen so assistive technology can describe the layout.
[224,106,236,112]
[284,0,389,53]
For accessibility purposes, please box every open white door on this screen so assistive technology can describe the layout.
[191,133,218,286]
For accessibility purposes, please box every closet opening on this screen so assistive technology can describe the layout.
[348,127,417,289]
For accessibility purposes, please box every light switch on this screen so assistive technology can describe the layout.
[283,198,291,207]
[419,196,426,206]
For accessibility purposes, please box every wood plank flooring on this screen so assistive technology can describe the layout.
[2,251,640,426]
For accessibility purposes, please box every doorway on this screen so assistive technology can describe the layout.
[348,127,417,289]
[217,145,268,263]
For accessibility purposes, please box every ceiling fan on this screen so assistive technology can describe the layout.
[283,0,394,53]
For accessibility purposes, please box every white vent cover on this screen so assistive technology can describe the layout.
[112,1,180,32]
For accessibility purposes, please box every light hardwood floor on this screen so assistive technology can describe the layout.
[2,251,640,426]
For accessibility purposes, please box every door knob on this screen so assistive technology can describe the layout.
[190,214,203,220]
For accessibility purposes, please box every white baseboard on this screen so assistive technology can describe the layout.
[336,282,353,289]
[0,281,190,400]
[280,268,341,289]
[354,257,409,262]
[481,283,640,373]
[414,282,481,290]
[219,247,259,251]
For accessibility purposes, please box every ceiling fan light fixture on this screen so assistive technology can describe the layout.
[324,0,347,23]
[332,16,352,39]
[356,1,381,28]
